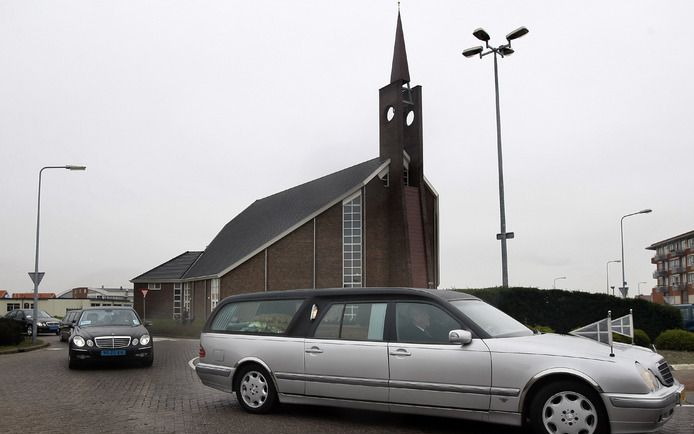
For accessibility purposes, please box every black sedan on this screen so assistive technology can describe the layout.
[68,307,153,369]
[4,309,60,335]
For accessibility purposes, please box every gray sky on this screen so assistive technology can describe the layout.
[1,1,692,296]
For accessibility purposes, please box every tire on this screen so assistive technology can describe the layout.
[233,364,278,414]
[527,380,608,434]
[68,351,81,370]
[141,355,154,368]
[26,325,33,336]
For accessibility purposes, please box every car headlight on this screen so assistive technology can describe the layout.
[38,321,46,327]
[140,334,150,345]
[636,362,661,392]
[86,339,94,347]
[73,336,85,348]
[132,338,139,346]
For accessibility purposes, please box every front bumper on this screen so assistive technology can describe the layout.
[603,382,685,433]
[70,345,153,362]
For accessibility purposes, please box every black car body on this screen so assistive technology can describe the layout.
[68,307,153,368]
[3,309,60,335]
[59,309,82,342]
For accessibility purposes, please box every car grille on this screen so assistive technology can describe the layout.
[46,321,59,327]
[95,336,131,349]
[657,359,674,386]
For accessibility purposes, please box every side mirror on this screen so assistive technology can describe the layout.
[449,329,473,346]
[144,321,153,328]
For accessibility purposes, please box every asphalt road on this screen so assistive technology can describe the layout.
[0,335,691,434]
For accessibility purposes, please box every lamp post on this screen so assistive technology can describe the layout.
[606,259,621,295]
[31,165,86,343]
[463,26,528,288]
[553,276,567,290]
[619,209,652,298]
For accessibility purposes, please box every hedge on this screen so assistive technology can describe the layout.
[0,318,25,346]
[459,287,682,340]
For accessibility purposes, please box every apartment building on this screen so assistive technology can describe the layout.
[647,230,694,304]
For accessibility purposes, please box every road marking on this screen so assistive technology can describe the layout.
[45,347,63,351]
[188,356,199,370]
[153,337,178,342]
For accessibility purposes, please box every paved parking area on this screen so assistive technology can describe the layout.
[0,335,691,434]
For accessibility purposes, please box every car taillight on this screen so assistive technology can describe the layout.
[199,346,206,358]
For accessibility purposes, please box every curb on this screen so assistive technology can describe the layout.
[0,341,50,355]
[672,364,694,371]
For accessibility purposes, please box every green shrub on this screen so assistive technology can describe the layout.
[612,333,631,344]
[530,325,554,334]
[0,318,25,346]
[634,329,651,348]
[655,329,694,351]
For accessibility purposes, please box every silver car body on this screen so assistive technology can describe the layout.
[196,288,684,433]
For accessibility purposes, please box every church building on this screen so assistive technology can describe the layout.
[131,13,440,321]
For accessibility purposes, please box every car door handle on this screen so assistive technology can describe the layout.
[305,346,323,354]
[389,349,412,357]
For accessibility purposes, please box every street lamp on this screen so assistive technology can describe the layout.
[463,26,529,288]
[619,209,652,298]
[553,276,567,290]
[606,259,621,295]
[31,165,86,343]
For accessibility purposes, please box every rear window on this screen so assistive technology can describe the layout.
[209,299,303,334]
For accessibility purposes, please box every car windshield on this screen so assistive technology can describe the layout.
[21,310,51,319]
[450,299,533,338]
[78,309,141,327]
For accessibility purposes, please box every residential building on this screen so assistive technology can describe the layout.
[647,230,694,304]
[131,12,439,321]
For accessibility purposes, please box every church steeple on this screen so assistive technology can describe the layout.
[390,11,410,84]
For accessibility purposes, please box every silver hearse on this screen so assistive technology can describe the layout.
[196,288,684,433]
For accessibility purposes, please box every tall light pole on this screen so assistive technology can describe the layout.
[31,165,86,343]
[463,26,529,288]
[606,259,621,295]
[553,276,567,290]
[619,209,652,299]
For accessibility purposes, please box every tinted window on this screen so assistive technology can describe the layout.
[313,303,387,341]
[210,299,303,334]
[451,299,532,338]
[79,309,141,327]
[395,302,460,344]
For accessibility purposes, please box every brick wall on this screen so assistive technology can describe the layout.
[220,251,265,297]
[315,203,342,288]
[267,221,314,290]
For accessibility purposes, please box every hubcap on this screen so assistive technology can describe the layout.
[542,390,597,434]
[240,371,268,409]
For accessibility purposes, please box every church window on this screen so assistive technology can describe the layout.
[343,192,363,288]
[386,106,395,122]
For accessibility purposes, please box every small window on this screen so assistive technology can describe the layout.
[209,299,303,334]
[395,302,460,344]
[313,303,387,341]
[147,283,161,290]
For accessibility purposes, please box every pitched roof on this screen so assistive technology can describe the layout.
[13,293,55,299]
[184,157,388,279]
[132,251,203,282]
[0,290,8,298]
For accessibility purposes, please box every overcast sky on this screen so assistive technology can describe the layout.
[1,1,692,297]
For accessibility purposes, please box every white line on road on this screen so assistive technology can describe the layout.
[188,356,198,370]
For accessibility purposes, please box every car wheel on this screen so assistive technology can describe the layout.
[528,380,608,434]
[234,364,278,414]
[26,325,33,336]
[68,352,81,370]
[141,355,154,368]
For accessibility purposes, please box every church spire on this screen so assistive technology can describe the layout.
[390,10,410,84]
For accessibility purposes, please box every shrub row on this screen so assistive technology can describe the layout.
[655,329,694,351]
[0,318,25,346]
[460,286,682,340]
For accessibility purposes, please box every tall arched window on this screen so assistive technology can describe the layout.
[343,192,363,287]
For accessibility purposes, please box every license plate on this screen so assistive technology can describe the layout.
[101,349,126,356]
